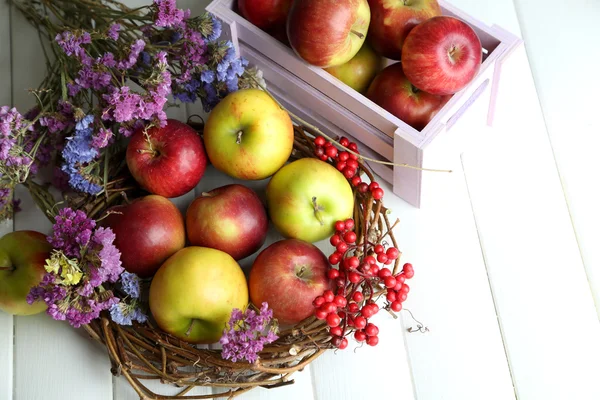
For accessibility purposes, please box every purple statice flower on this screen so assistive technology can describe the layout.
[102,86,142,123]
[119,272,142,299]
[91,226,124,283]
[116,39,146,70]
[0,106,28,137]
[226,76,239,93]
[67,83,82,97]
[107,23,121,41]
[47,207,96,258]
[76,66,112,90]
[98,52,116,68]
[109,301,147,326]
[153,0,187,28]
[201,82,219,113]
[220,302,279,363]
[55,31,91,57]
[91,127,112,149]
[140,51,152,66]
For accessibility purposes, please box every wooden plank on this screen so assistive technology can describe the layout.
[395,99,516,399]
[0,0,14,398]
[512,0,600,316]
[9,5,114,400]
[462,45,600,400]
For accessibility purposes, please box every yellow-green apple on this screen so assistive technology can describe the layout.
[149,247,248,343]
[324,42,384,94]
[367,62,450,130]
[203,89,294,180]
[102,195,185,278]
[287,0,371,68]
[402,16,482,95]
[266,158,354,243]
[186,184,268,260]
[367,0,441,60]
[126,119,207,198]
[238,0,292,30]
[249,239,332,325]
[0,231,52,315]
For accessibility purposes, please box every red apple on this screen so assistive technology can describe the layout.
[0,231,52,316]
[367,0,441,60]
[287,0,371,68]
[126,119,207,198]
[402,16,482,95]
[238,0,292,30]
[367,63,450,131]
[102,195,185,278]
[186,184,268,261]
[249,239,332,325]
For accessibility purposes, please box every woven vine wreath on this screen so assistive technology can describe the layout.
[28,115,414,400]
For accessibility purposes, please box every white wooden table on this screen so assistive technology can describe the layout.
[2,1,600,399]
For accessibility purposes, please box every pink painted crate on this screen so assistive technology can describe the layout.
[207,0,521,207]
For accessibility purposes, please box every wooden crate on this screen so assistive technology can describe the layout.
[207,0,522,207]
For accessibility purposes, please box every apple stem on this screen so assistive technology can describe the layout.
[185,319,197,337]
[0,266,12,271]
[311,197,325,226]
[350,30,364,40]
[236,130,243,145]
[136,149,158,157]
[201,192,216,198]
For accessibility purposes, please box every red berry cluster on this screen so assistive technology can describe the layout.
[313,218,414,349]
[313,136,366,187]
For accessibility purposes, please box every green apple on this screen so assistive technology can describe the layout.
[0,231,52,316]
[324,42,384,94]
[266,158,354,243]
[203,89,294,180]
[149,247,249,344]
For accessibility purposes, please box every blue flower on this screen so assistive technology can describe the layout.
[109,302,148,326]
[200,70,215,84]
[206,15,222,42]
[120,272,141,299]
[61,164,102,195]
[226,76,239,93]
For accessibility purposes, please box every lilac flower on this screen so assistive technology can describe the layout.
[55,31,91,57]
[91,127,112,149]
[102,86,141,123]
[47,207,96,258]
[0,106,28,136]
[29,208,126,328]
[116,39,146,70]
[220,302,279,363]
[91,226,124,283]
[67,83,81,97]
[153,0,187,28]
[75,66,112,91]
[98,52,116,68]
[107,23,121,41]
